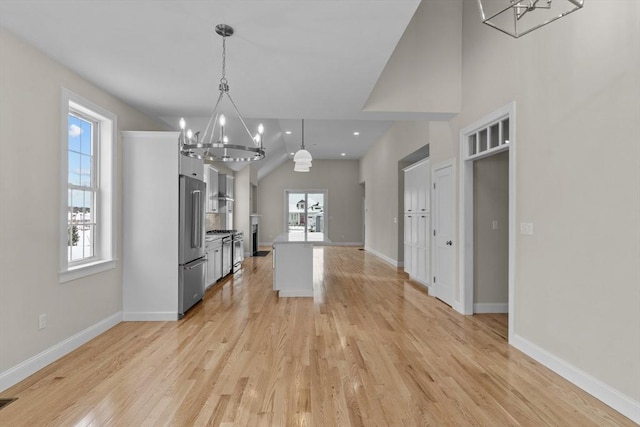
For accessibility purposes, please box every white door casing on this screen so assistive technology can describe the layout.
[432,160,456,307]
[459,101,516,343]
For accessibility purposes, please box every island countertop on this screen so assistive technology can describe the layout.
[273,232,330,244]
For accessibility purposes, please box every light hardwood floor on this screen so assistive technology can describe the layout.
[0,247,634,426]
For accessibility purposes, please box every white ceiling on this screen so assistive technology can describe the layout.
[0,0,426,174]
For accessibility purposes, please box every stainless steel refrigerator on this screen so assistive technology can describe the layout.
[178,175,206,317]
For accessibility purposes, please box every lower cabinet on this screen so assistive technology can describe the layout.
[272,240,314,297]
[404,213,430,286]
[205,239,223,287]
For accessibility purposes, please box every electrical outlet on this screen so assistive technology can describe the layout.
[393,217,397,224]
[38,313,47,330]
[492,220,499,230]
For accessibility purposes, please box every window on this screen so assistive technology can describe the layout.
[285,190,327,241]
[466,116,510,160]
[60,89,116,282]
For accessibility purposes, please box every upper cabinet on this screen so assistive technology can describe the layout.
[179,153,204,180]
[226,175,234,200]
[404,160,430,213]
[203,165,219,213]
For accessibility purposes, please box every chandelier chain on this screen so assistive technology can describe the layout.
[220,35,228,86]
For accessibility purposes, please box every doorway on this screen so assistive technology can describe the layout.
[460,102,516,342]
[285,190,327,241]
[473,152,509,313]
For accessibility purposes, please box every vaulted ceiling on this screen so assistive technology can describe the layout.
[0,0,441,175]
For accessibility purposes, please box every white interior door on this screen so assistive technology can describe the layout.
[432,162,455,306]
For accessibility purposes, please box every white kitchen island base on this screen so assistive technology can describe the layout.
[272,233,321,297]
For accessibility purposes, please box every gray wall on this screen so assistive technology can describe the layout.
[473,151,508,307]
[360,0,640,408]
[452,0,640,402]
[258,160,363,244]
[0,29,166,374]
[359,121,431,263]
[364,0,462,115]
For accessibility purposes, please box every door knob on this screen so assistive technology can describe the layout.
[446,240,453,246]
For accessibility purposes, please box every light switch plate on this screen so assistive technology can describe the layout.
[520,222,534,235]
[38,313,47,330]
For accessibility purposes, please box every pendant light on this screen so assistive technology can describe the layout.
[293,119,312,172]
[477,0,584,38]
[179,24,265,162]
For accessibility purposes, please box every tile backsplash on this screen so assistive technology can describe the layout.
[206,213,221,231]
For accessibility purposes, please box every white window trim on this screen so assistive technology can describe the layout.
[59,88,118,283]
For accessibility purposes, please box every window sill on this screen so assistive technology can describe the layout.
[59,259,117,283]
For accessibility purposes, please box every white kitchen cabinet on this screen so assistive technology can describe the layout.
[272,234,314,297]
[416,162,430,213]
[226,175,234,200]
[404,159,430,213]
[404,213,430,285]
[205,238,222,287]
[403,159,431,287]
[179,153,204,180]
[203,165,219,213]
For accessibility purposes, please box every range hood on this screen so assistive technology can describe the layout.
[218,174,234,202]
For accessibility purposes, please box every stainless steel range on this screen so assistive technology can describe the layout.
[232,231,244,273]
[207,229,243,274]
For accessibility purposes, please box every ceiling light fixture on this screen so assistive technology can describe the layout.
[293,119,312,172]
[477,0,584,38]
[341,153,346,156]
[285,131,292,135]
[353,131,360,136]
[178,24,265,162]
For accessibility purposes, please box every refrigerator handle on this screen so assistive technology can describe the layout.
[186,258,207,270]
[192,190,201,249]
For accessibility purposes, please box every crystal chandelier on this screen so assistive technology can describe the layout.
[179,24,265,162]
[477,0,584,38]
[293,119,312,172]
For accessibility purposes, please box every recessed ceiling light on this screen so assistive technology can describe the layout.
[285,131,292,135]
[341,153,346,156]
[290,152,295,156]
[353,131,360,136]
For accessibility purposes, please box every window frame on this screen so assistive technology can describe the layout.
[59,89,117,282]
[67,109,99,266]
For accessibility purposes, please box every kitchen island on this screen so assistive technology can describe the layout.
[272,232,327,297]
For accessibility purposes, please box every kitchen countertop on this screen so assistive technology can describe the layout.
[205,232,229,242]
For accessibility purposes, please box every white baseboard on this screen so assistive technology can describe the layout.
[511,333,640,424]
[363,246,399,268]
[122,311,178,321]
[278,290,314,297]
[330,242,363,247]
[474,303,509,313]
[0,311,122,392]
[261,241,364,248]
